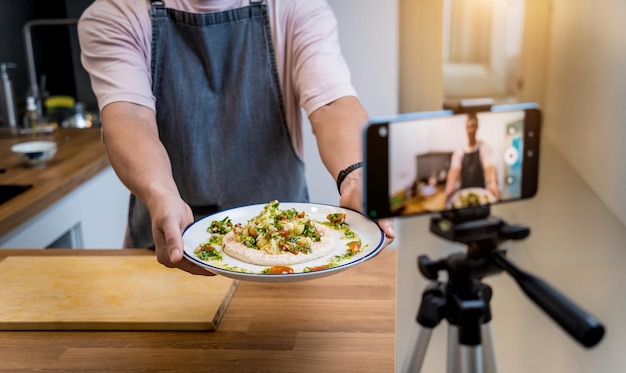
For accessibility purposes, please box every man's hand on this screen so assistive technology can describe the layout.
[339,168,395,247]
[150,194,216,276]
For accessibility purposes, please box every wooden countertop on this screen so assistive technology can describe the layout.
[0,248,397,372]
[0,129,110,237]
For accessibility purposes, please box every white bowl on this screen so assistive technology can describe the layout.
[11,141,58,168]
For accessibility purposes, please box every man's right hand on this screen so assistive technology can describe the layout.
[150,194,217,276]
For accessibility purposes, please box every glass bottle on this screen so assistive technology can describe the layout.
[24,96,39,137]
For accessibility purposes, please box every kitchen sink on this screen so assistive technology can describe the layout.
[0,184,32,205]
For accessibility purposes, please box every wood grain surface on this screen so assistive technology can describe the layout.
[0,129,110,237]
[0,249,397,372]
[0,255,237,330]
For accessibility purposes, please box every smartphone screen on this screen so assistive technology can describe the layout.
[363,104,541,219]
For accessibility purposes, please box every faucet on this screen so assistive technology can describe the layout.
[23,18,79,114]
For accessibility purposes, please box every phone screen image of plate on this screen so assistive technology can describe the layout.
[388,109,530,216]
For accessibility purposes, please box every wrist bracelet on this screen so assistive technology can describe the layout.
[336,162,363,194]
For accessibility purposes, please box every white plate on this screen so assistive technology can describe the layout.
[446,187,496,209]
[182,202,385,282]
[420,185,436,196]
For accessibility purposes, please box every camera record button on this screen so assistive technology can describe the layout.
[504,147,519,165]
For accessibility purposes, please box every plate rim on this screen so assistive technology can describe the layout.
[182,201,385,280]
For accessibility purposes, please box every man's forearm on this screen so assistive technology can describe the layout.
[445,168,461,201]
[310,96,396,241]
[308,96,368,188]
[100,102,180,211]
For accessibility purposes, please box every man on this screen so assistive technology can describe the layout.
[444,113,500,203]
[78,0,394,275]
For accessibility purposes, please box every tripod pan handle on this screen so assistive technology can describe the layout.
[492,252,605,348]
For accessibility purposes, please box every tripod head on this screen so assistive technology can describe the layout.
[418,206,605,348]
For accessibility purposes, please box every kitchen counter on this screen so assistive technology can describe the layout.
[0,128,109,237]
[0,248,397,372]
[393,185,447,216]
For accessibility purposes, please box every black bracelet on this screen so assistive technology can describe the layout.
[336,162,363,194]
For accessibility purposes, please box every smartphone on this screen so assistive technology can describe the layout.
[363,103,541,219]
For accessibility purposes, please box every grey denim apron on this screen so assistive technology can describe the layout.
[127,0,308,248]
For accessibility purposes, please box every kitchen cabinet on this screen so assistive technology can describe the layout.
[0,128,129,249]
[0,166,128,249]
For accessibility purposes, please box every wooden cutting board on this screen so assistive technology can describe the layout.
[0,255,238,330]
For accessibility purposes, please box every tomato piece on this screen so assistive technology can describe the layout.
[278,242,291,252]
[309,265,330,272]
[248,226,258,238]
[327,213,347,224]
[347,241,361,254]
[267,265,295,274]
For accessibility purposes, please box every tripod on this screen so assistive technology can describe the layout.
[401,206,605,373]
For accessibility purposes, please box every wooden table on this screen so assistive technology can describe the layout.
[0,249,397,372]
[393,185,447,216]
[0,128,109,237]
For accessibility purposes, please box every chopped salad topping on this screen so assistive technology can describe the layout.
[232,200,322,256]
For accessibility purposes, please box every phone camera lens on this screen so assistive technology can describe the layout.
[378,127,388,138]
[529,131,535,138]
[527,150,534,157]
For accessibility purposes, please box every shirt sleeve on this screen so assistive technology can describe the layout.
[479,142,495,167]
[78,0,155,112]
[287,0,357,115]
[450,149,464,169]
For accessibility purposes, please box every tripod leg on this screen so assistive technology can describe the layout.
[447,325,461,373]
[460,345,484,373]
[402,282,447,372]
[445,321,499,373]
[402,326,434,373]
[447,325,484,373]
[480,323,498,373]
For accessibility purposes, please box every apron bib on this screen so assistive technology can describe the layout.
[460,147,486,189]
[128,0,308,248]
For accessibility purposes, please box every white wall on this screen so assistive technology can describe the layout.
[303,0,399,205]
[397,0,626,226]
[394,0,626,369]
[396,0,446,369]
[399,1,445,113]
[543,0,626,225]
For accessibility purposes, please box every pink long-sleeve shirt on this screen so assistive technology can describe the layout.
[78,0,357,157]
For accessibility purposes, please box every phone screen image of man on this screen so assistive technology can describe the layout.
[388,110,525,216]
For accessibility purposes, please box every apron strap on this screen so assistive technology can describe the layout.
[133,0,307,248]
